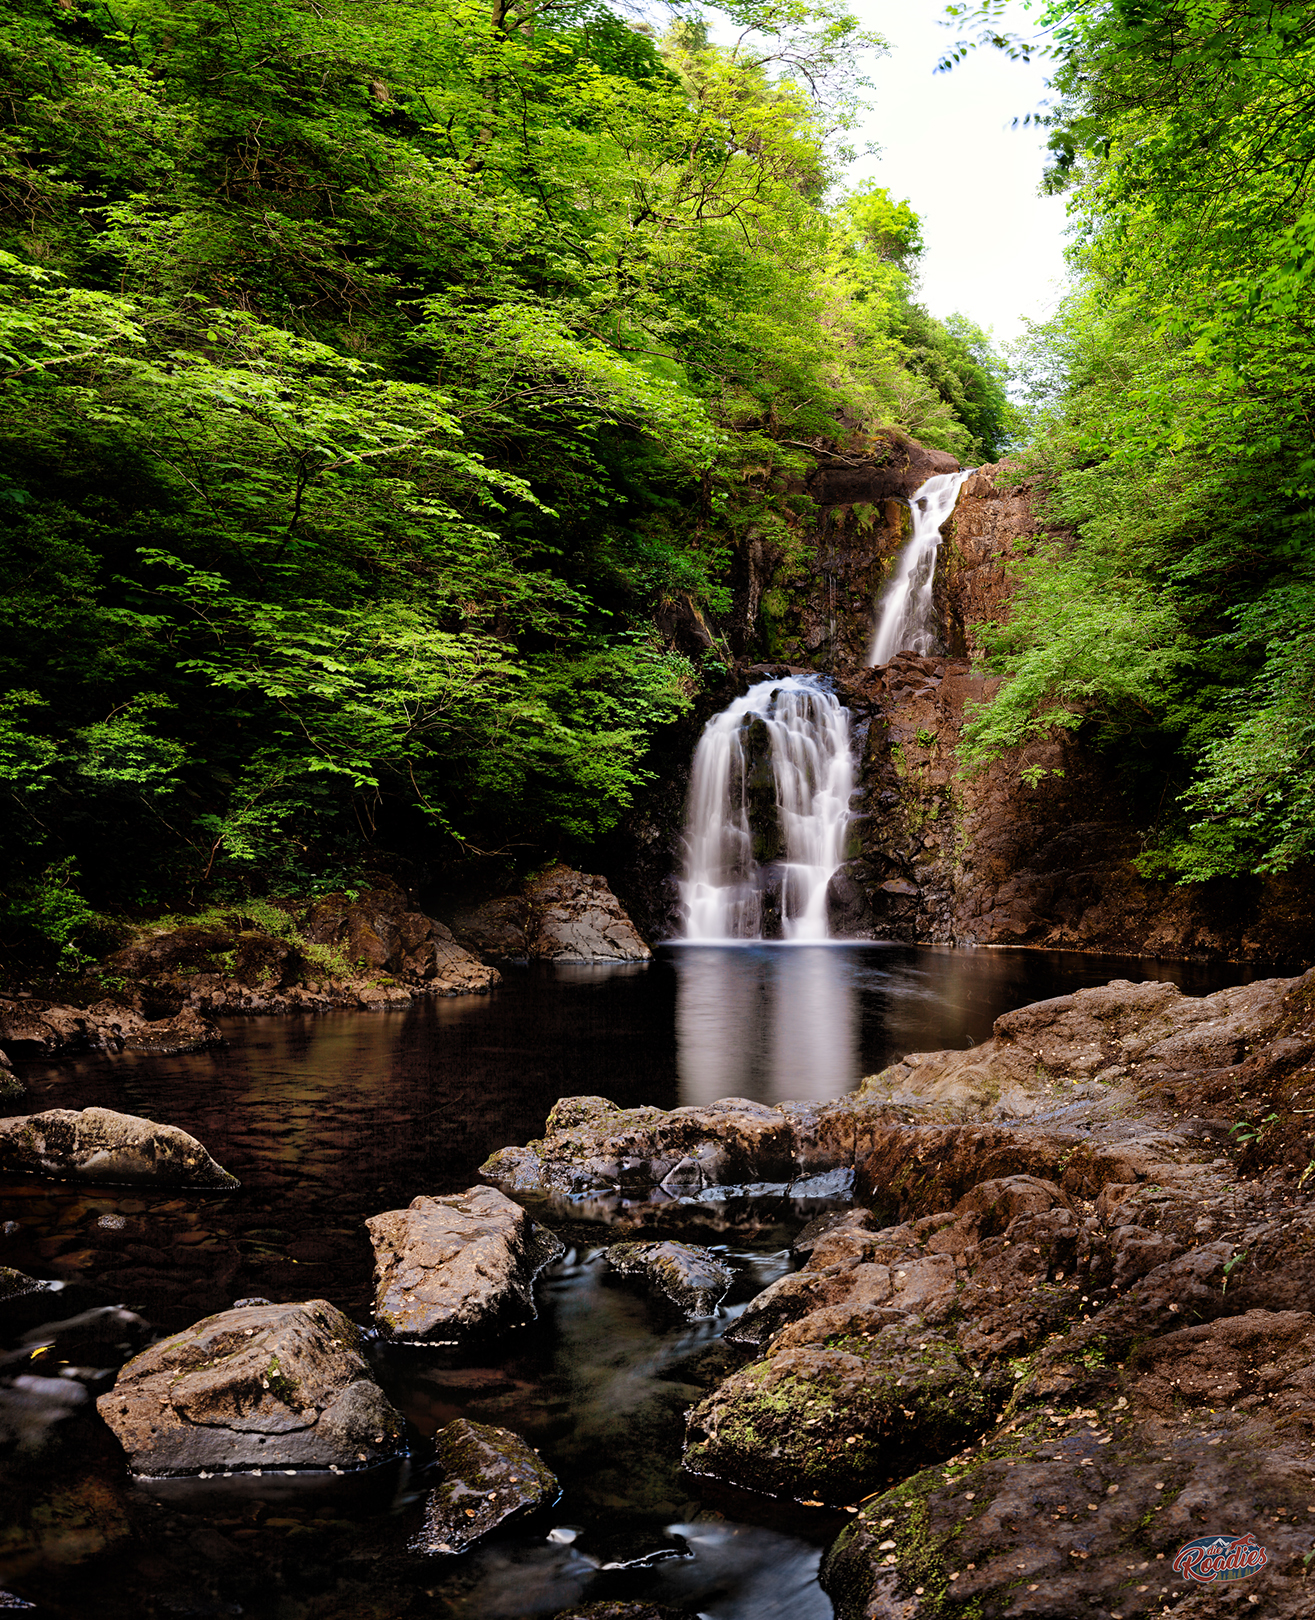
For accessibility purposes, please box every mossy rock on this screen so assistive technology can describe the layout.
[418,1418,558,1555]
[684,1322,990,1505]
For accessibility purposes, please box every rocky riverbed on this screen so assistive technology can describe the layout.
[4,964,1314,1617]
[481,967,1315,1617]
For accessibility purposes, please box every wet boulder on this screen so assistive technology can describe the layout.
[96,1298,405,1477]
[416,1417,558,1554]
[12,1305,153,1377]
[605,1241,733,1319]
[481,1095,801,1199]
[684,1317,990,1505]
[366,1186,563,1343]
[0,1107,238,1188]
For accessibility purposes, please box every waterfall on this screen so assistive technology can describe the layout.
[868,469,974,665]
[680,675,855,941]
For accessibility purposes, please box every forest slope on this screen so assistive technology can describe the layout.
[0,0,1008,970]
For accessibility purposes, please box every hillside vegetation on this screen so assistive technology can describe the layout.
[0,0,1010,964]
[953,0,1315,884]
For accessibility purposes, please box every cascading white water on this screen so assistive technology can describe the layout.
[680,675,855,941]
[868,469,974,665]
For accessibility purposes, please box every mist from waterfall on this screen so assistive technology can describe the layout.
[868,469,974,665]
[680,675,854,942]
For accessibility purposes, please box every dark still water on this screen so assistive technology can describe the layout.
[0,944,1279,1332]
[0,945,1288,1619]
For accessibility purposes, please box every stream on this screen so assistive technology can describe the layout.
[0,944,1282,1618]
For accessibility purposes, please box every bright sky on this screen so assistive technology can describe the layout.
[849,3,1071,342]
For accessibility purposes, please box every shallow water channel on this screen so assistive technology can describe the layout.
[0,944,1284,1618]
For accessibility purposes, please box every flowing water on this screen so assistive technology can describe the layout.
[680,676,855,941]
[0,945,1289,1617]
[868,469,974,665]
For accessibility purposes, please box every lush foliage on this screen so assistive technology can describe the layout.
[948,0,1315,881]
[0,0,1000,953]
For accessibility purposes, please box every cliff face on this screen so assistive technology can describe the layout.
[836,466,1315,962]
[611,449,1314,962]
[727,429,961,672]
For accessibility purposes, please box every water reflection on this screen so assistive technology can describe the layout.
[675,946,858,1104]
[671,940,1288,1108]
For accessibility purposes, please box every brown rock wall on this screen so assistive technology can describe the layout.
[836,466,1315,962]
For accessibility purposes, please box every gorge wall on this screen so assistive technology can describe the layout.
[613,453,1315,963]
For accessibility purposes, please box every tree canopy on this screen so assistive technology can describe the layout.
[948,0,1315,882]
[0,0,1004,958]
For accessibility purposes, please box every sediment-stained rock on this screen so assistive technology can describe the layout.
[0,996,219,1068]
[96,1298,404,1477]
[417,1418,558,1554]
[0,1107,238,1188]
[606,1241,733,1319]
[366,1186,563,1343]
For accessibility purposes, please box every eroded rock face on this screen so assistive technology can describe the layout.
[606,1241,733,1319]
[528,866,652,963]
[821,1305,1315,1620]
[96,1299,404,1477]
[834,461,1315,959]
[417,1418,558,1554]
[302,882,498,995]
[366,1186,564,1343]
[451,865,651,964]
[0,997,219,1071]
[0,1108,239,1188]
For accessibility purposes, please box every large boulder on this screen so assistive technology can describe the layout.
[481,1095,811,1201]
[684,1318,990,1504]
[821,1308,1315,1620]
[451,865,651,964]
[0,1108,238,1188]
[605,1241,733,1319]
[416,1417,558,1554]
[366,1186,563,1343]
[526,865,652,963]
[96,1299,405,1476]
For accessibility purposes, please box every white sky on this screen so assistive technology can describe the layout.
[849,2,1071,342]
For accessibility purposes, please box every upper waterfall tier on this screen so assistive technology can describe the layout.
[680,676,855,942]
[868,469,974,666]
